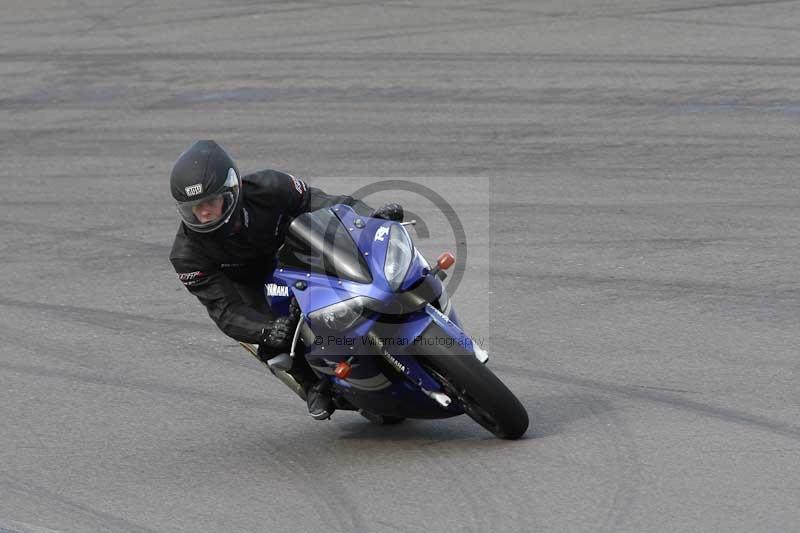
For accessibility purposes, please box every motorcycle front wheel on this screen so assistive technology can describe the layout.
[421,353,529,439]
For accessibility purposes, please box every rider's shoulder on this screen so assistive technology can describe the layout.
[242,169,294,190]
[242,169,306,209]
[169,224,213,263]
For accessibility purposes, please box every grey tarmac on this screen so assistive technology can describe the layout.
[1,1,799,532]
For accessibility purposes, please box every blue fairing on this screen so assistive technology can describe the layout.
[266,204,477,419]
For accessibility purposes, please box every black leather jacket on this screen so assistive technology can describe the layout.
[169,170,371,343]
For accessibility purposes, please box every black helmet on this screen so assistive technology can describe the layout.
[170,140,242,234]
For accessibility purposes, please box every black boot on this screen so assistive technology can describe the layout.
[306,379,335,420]
[263,344,335,420]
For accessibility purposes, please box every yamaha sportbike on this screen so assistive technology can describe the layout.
[241,204,528,439]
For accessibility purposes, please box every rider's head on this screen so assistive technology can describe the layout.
[170,140,242,235]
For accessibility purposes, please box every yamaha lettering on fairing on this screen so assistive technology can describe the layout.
[265,283,290,297]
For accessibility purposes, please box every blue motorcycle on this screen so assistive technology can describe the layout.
[242,204,528,439]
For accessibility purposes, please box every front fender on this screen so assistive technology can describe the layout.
[390,304,479,359]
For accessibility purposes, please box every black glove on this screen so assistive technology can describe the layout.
[287,298,301,320]
[260,316,295,350]
[259,299,302,350]
[370,203,404,222]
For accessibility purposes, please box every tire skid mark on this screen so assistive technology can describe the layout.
[0,298,207,335]
[587,400,643,533]
[498,235,798,248]
[78,0,146,34]
[265,442,367,533]
[128,0,376,30]
[264,1,799,49]
[524,390,642,531]
[0,309,264,381]
[0,360,296,413]
[0,218,171,259]
[525,392,618,530]
[331,420,516,531]
[145,86,758,110]
[423,446,491,532]
[0,473,158,533]
[0,518,61,533]
[199,427,364,531]
[631,0,800,15]
[37,6,509,44]
[361,431,495,532]
[631,14,800,35]
[496,364,800,441]
[0,299,292,404]
[404,443,487,532]
[5,51,800,68]
[495,272,800,309]
[49,0,376,36]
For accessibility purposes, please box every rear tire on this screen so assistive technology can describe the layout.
[422,354,528,439]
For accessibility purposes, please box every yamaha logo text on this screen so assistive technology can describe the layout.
[265,283,290,297]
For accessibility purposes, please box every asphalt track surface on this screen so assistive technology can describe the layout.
[2,1,800,532]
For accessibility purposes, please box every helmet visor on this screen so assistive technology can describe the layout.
[175,168,240,233]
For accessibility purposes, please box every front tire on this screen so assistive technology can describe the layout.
[422,354,529,439]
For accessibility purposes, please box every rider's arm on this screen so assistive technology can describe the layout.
[170,241,271,345]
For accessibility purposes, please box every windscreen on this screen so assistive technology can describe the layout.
[277,208,372,284]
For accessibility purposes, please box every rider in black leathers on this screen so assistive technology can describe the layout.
[169,140,403,419]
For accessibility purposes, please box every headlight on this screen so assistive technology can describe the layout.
[308,296,377,330]
[384,224,414,291]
